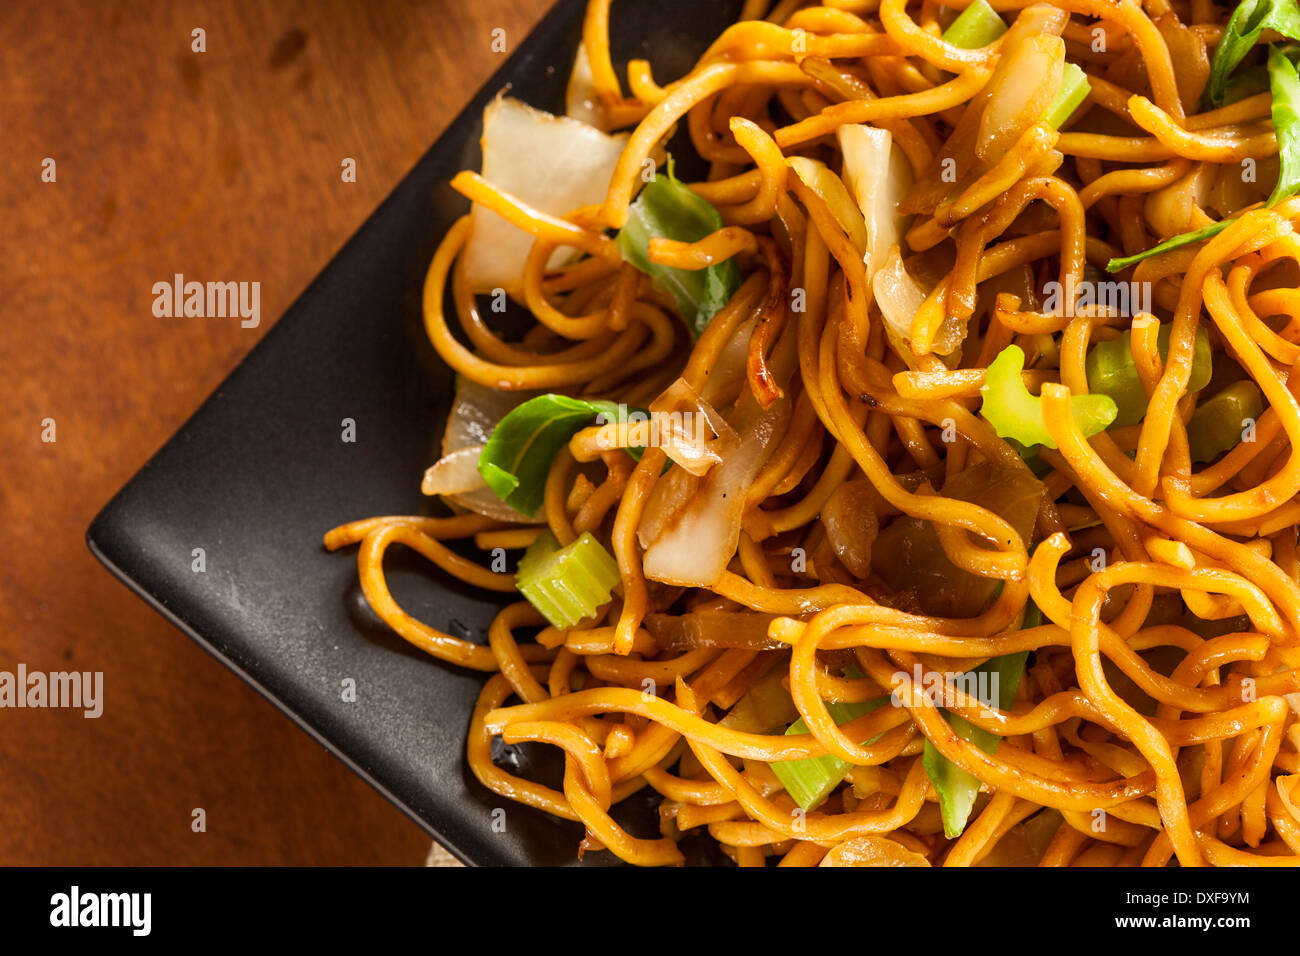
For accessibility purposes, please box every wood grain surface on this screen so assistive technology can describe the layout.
[2,0,552,865]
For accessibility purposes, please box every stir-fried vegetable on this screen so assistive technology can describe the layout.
[873,246,966,353]
[789,156,868,253]
[1144,165,1215,240]
[639,331,796,588]
[819,835,933,867]
[977,33,1065,160]
[616,161,743,338]
[643,611,783,652]
[565,43,610,130]
[980,345,1117,448]
[422,378,543,523]
[1042,62,1091,128]
[1109,36,1300,271]
[922,605,1038,839]
[942,0,1007,48]
[1267,44,1300,204]
[1188,380,1265,461]
[821,480,880,578]
[974,808,1064,865]
[478,395,642,517]
[1105,220,1231,272]
[872,460,1044,618]
[717,666,799,734]
[771,696,892,811]
[1085,323,1214,427]
[515,530,620,628]
[464,95,628,290]
[1206,0,1300,106]
[838,124,913,278]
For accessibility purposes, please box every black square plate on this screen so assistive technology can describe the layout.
[88,0,744,866]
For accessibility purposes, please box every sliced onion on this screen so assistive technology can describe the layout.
[1155,13,1209,110]
[463,95,628,291]
[901,5,1067,217]
[641,398,790,586]
[441,376,527,455]
[974,809,1064,866]
[648,377,738,477]
[821,479,879,579]
[637,465,701,549]
[1206,157,1273,219]
[442,484,536,524]
[716,667,799,734]
[699,317,755,407]
[873,245,967,357]
[873,245,929,342]
[819,836,932,867]
[643,611,783,652]
[977,263,1040,317]
[639,336,797,587]
[872,459,1044,618]
[425,376,543,524]
[565,43,610,130]
[1144,164,1212,239]
[422,445,487,496]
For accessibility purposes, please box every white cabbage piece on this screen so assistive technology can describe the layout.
[463,95,628,291]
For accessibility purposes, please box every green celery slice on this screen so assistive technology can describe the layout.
[942,0,1007,49]
[1085,323,1214,427]
[515,530,620,628]
[922,604,1039,839]
[1188,380,1265,462]
[1042,62,1091,129]
[771,697,890,811]
[980,345,1117,449]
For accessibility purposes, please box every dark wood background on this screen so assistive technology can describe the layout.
[3,0,552,865]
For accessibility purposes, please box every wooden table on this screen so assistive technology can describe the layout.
[3,0,552,865]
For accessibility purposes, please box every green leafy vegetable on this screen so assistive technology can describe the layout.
[1223,63,1273,104]
[943,0,1007,49]
[616,162,743,338]
[771,696,891,811]
[1105,221,1231,273]
[1042,62,1092,129]
[980,345,1118,448]
[515,529,620,628]
[1206,0,1300,106]
[1267,44,1300,204]
[1108,39,1300,272]
[478,395,641,517]
[1188,380,1265,462]
[922,604,1038,839]
[1085,323,1214,427]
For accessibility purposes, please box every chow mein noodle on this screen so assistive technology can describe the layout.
[326,0,1300,866]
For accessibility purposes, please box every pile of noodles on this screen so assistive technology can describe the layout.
[325,0,1300,866]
